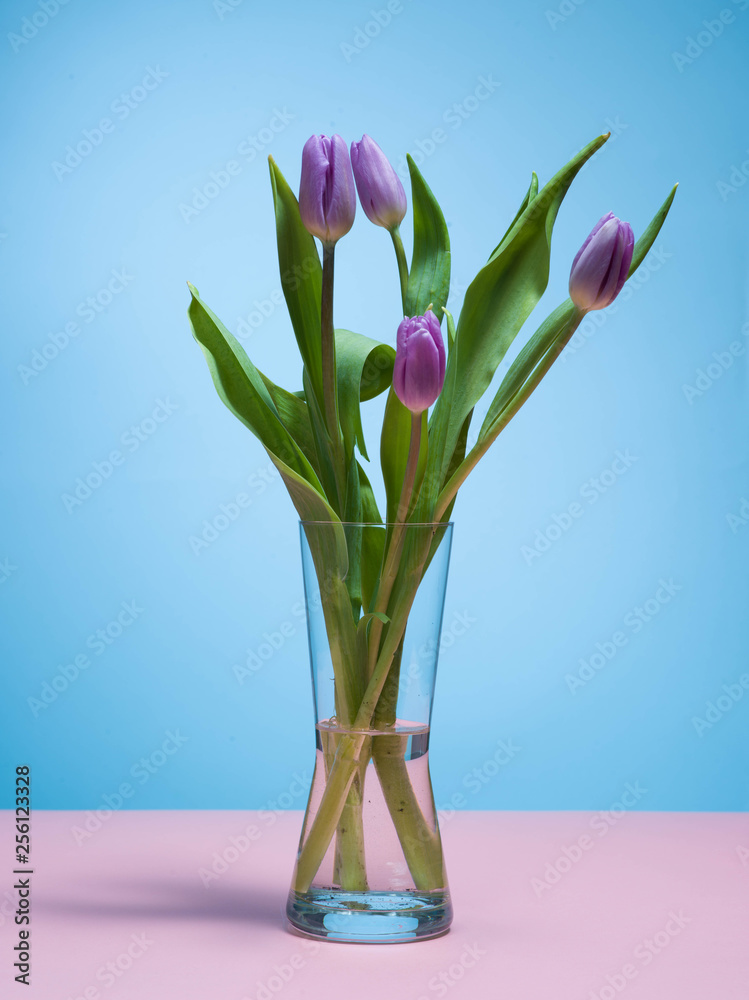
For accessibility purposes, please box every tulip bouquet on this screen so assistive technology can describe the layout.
[187,131,676,925]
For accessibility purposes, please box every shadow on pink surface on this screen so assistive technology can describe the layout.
[36,876,285,926]
[1,809,747,999]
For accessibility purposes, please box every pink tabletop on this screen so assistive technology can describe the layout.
[1,810,746,999]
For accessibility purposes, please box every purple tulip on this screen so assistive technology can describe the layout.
[569,213,635,312]
[393,310,446,413]
[299,134,356,244]
[350,134,407,230]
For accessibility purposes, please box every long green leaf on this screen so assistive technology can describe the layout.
[259,372,318,471]
[272,455,362,723]
[343,455,363,619]
[302,366,338,507]
[404,155,451,321]
[488,172,539,261]
[358,463,385,614]
[187,284,323,493]
[268,157,323,405]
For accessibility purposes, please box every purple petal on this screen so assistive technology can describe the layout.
[569,212,615,276]
[569,218,620,309]
[298,133,356,243]
[351,134,407,229]
[393,311,446,412]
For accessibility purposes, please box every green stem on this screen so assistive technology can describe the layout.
[293,531,435,894]
[293,730,369,893]
[321,240,346,509]
[367,413,422,685]
[390,226,409,313]
[323,728,370,892]
[434,311,584,521]
[334,748,370,891]
[372,735,445,890]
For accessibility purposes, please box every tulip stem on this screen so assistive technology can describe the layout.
[321,240,346,509]
[366,413,422,686]
[293,538,433,894]
[397,412,422,523]
[391,227,409,312]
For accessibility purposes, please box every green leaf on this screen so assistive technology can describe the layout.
[380,390,427,525]
[355,611,390,697]
[404,156,451,321]
[628,183,678,278]
[259,372,318,471]
[273,456,362,724]
[343,455,363,618]
[268,157,323,405]
[443,408,473,496]
[335,329,395,463]
[357,463,385,614]
[434,407,473,528]
[421,133,610,512]
[302,366,338,507]
[443,307,457,354]
[359,612,389,628]
[488,172,539,261]
[187,284,323,493]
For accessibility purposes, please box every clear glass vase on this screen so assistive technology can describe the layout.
[285,520,454,944]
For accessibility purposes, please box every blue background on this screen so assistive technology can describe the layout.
[1,0,747,813]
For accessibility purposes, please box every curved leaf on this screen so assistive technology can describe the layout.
[335,329,395,462]
[259,372,318,471]
[404,156,451,321]
[488,171,539,261]
[268,157,323,406]
[301,366,338,508]
[358,462,385,614]
[187,284,323,493]
[273,458,362,723]
[343,455,363,617]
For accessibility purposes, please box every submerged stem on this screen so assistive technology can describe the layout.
[321,241,346,509]
[372,735,445,890]
[293,531,436,894]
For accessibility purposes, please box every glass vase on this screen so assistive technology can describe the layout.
[285,520,454,944]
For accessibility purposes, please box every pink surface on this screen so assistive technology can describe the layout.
[1,810,747,999]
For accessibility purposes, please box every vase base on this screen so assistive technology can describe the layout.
[284,888,452,944]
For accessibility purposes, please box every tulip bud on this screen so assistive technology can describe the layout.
[393,310,446,413]
[299,134,356,244]
[568,212,635,312]
[350,134,407,230]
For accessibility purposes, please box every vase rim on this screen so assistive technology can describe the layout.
[299,520,454,528]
